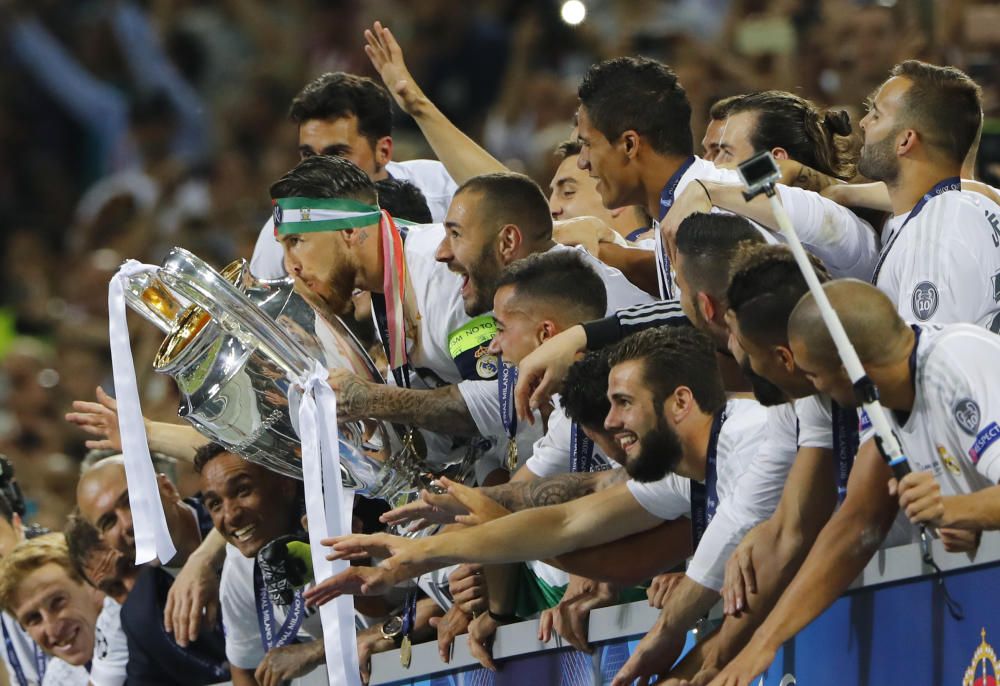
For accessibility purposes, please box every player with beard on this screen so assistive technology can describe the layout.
[713,280,1000,685]
[646,244,863,683]
[303,327,770,674]
[852,61,1000,327]
[323,173,652,468]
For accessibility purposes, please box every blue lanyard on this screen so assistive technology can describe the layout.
[625,227,649,242]
[569,421,597,473]
[690,407,727,550]
[498,359,518,442]
[401,590,418,637]
[253,561,306,652]
[1,616,46,686]
[831,400,859,503]
[871,177,961,285]
[655,156,697,300]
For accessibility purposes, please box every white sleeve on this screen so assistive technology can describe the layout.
[524,407,574,478]
[626,473,691,521]
[248,218,287,280]
[88,600,129,686]
[796,395,833,449]
[686,405,797,590]
[220,551,266,670]
[775,185,879,280]
[457,380,503,440]
[926,333,1000,483]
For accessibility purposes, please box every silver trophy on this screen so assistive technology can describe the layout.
[123,247,430,500]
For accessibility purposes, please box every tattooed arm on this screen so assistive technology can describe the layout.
[327,369,477,435]
[778,160,843,194]
[481,468,627,511]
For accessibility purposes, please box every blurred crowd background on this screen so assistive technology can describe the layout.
[0,0,998,529]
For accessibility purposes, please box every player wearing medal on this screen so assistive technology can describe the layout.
[854,61,1000,328]
[712,280,1000,686]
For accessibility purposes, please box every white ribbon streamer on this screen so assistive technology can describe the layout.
[108,261,177,565]
[292,362,361,686]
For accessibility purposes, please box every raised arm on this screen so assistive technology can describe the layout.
[364,22,506,184]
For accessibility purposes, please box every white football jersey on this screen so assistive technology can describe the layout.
[89,597,129,686]
[873,188,1000,330]
[859,324,1000,496]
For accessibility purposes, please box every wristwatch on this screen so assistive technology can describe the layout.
[380,615,404,643]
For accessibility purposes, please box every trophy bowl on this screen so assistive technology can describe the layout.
[123,248,428,500]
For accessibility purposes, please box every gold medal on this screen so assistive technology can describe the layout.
[506,438,519,471]
[400,635,412,668]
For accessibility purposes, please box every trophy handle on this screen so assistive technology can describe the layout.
[121,270,187,334]
[156,247,315,378]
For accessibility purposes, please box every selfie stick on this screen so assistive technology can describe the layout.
[736,151,911,480]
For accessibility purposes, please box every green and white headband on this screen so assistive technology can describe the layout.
[272,197,383,235]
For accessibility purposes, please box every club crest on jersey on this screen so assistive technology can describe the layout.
[936,444,962,474]
[954,399,981,436]
[911,281,939,321]
[475,347,499,378]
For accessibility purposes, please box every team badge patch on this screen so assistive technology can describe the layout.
[911,281,939,321]
[970,422,1000,463]
[936,444,962,474]
[954,398,981,436]
[475,349,499,379]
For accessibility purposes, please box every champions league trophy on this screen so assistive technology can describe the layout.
[121,246,433,501]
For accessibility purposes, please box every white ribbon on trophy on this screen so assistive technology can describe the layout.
[292,362,361,686]
[107,260,177,565]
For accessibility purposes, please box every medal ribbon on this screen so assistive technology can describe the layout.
[871,177,961,285]
[654,156,696,300]
[690,406,727,550]
[253,562,306,651]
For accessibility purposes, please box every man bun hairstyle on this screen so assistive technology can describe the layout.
[727,91,858,180]
[579,57,693,157]
[608,326,726,415]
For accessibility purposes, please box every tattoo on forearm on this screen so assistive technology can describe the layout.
[483,469,625,512]
[792,164,836,193]
[345,382,478,436]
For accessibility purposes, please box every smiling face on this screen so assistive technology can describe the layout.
[857,77,910,183]
[604,359,684,482]
[297,116,389,178]
[200,452,300,559]
[575,106,640,210]
[12,563,102,666]
[280,229,360,317]
[437,190,506,316]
